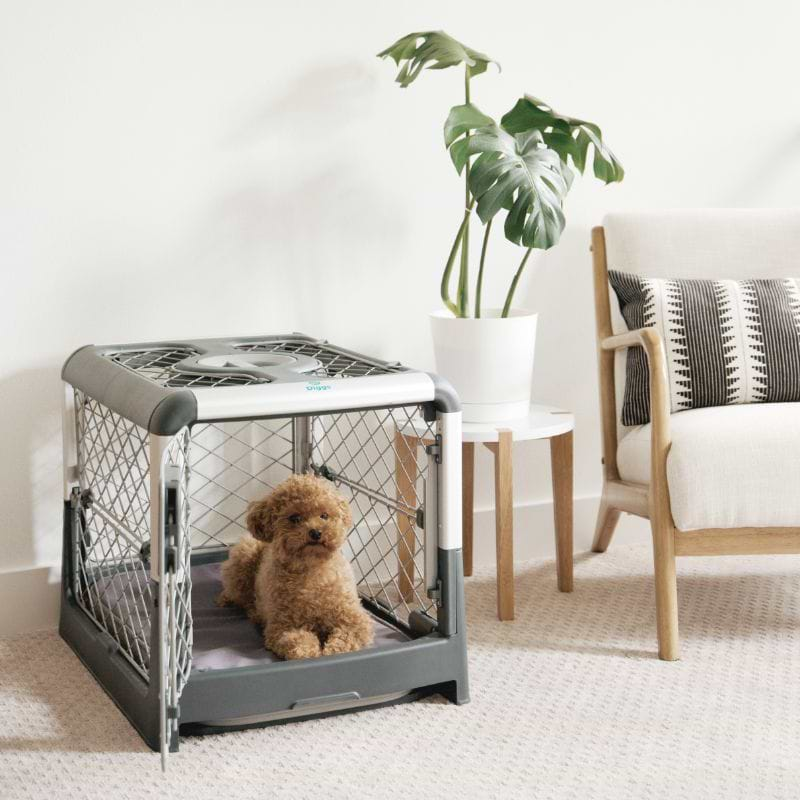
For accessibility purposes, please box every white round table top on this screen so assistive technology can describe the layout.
[399,404,574,443]
[460,404,574,443]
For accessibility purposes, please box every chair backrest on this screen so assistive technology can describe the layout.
[603,209,800,281]
[592,209,800,476]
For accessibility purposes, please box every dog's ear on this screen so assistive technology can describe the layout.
[336,495,352,529]
[245,495,279,542]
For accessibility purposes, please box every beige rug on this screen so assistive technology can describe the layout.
[2,545,800,799]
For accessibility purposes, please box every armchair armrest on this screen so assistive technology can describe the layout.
[601,327,662,356]
[600,327,672,497]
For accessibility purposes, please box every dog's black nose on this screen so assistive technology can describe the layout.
[308,529,322,542]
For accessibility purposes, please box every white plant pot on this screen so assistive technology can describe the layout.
[430,308,538,423]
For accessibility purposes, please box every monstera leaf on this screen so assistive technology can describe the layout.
[465,125,572,249]
[377,31,498,88]
[443,103,495,172]
[501,95,624,184]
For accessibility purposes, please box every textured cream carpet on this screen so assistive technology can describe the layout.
[2,545,800,799]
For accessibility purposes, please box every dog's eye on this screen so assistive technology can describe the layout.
[320,512,329,520]
[288,513,302,524]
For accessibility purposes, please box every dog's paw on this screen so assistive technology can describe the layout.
[269,629,322,660]
[323,628,371,656]
[215,592,233,608]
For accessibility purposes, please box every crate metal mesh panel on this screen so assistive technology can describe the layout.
[108,347,262,388]
[74,393,194,684]
[104,338,404,389]
[234,339,404,379]
[184,407,436,625]
[74,391,155,678]
[310,405,437,624]
[187,420,295,549]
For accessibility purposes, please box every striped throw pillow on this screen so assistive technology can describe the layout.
[608,271,800,426]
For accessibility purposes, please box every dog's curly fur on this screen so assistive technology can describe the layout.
[218,474,374,660]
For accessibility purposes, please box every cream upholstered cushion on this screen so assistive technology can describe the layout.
[617,403,800,531]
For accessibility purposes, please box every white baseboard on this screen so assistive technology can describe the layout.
[0,495,652,637]
[468,493,650,566]
[0,566,62,637]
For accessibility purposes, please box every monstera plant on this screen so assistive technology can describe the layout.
[378,30,623,422]
[378,30,623,318]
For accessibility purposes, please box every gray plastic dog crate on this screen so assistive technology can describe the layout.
[60,334,468,767]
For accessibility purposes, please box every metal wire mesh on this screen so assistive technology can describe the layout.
[234,339,405,379]
[74,390,154,678]
[106,338,403,388]
[309,405,437,624]
[74,394,193,689]
[182,404,437,624]
[186,420,295,549]
[107,347,261,388]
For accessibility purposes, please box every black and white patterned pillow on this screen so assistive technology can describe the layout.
[609,271,800,426]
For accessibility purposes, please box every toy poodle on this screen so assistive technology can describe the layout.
[218,474,374,660]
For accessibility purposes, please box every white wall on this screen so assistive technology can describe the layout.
[2,0,799,633]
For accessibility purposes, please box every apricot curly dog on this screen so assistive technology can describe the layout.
[218,474,374,660]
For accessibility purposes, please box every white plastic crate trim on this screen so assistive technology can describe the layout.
[191,372,436,421]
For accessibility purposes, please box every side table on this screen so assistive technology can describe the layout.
[395,405,574,622]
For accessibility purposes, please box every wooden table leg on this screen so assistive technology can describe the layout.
[488,431,514,621]
[549,430,573,593]
[395,430,417,601]
[462,442,475,577]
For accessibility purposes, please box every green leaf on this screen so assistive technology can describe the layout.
[501,95,624,184]
[444,103,495,173]
[444,104,495,147]
[466,124,571,249]
[377,31,499,88]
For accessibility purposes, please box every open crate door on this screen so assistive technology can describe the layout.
[307,404,441,629]
[153,433,193,769]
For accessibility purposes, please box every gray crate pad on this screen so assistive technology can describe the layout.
[191,563,410,672]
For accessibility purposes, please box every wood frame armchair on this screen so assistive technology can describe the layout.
[591,225,800,661]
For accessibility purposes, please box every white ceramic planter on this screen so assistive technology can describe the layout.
[430,308,538,423]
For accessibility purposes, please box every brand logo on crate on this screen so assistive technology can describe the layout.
[305,381,332,391]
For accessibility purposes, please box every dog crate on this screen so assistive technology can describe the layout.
[59,334,468,767]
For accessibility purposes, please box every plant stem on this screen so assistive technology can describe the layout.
[501,247,533,318]
[456,68,472,318]
[441,202,475,316]
[475,219,492,318]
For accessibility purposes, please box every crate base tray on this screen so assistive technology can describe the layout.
[183,689,420,735]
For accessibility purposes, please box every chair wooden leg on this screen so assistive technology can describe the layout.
[592,495,621,553]
[462,442,475,578]
[549,431,573,592]
[490,431,514,621]
[395,431,417,602]
[651,517,680,661]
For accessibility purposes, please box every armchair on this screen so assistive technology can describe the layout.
[591,211,800,660]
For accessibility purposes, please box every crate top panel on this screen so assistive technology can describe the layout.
[63,334,459,434]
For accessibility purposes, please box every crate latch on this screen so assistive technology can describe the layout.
[164,482,179,572]
[79,488,94,509]
[427,579,443,605]
[425,435,442,464]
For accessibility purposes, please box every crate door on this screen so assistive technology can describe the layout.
[309,404,439,628]
[73,391,156,680]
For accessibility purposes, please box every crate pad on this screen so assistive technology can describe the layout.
[191,562,410,671]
